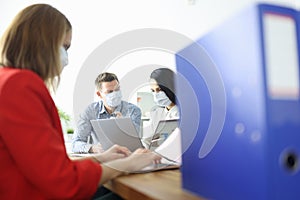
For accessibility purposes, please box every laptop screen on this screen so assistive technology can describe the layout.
[90,117,144,151]
[148,119,179,150]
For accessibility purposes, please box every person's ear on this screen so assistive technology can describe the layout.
[96,91,102,98]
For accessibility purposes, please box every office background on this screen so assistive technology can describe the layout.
[0,0,298,123]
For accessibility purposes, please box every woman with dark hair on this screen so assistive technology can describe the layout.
[149,68,179,118]
[142,68,180,147]
[150,68,177,106]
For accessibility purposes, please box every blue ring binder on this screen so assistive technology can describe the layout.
[176,3,300,200]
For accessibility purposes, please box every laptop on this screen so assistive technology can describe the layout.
[90,117,144,152]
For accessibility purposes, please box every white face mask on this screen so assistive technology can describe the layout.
[105,90,122,108]
[153,91,172,107]
[60,46,68,68]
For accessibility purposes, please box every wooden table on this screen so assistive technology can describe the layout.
[104,169,205,200]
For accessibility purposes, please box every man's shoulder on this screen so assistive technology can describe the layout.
[85,101,98,108]
[84,101,102,113]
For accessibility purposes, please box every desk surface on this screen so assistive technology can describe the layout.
[104,169,205,200]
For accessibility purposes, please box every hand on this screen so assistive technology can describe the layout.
[99,148,162,184]
[114,112,122,118]
[124,148,161,172]
[89,144,104,153]
[94,144,131,163]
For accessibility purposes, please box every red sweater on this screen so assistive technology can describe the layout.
[0,68,102,199]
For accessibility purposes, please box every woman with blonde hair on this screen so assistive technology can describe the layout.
[0,4,160,199]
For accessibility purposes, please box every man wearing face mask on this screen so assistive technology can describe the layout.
[72,72,142,153]
[142,68,180,147]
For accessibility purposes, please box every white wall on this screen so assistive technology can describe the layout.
[1,0,299,121]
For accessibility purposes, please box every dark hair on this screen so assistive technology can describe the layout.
[95,72,119,90]
[150,68,176,104]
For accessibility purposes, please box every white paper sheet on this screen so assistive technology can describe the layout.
[155,127,182,164]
